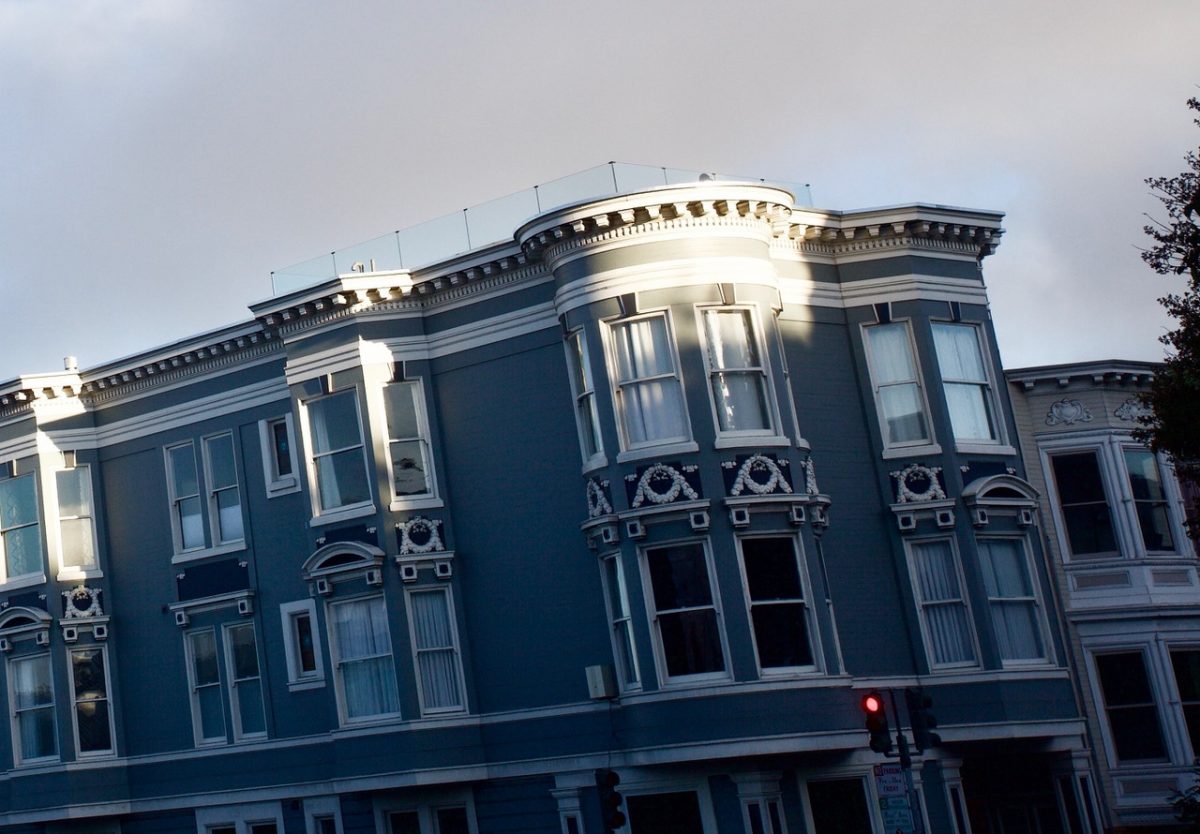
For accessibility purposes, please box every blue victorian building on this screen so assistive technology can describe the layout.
[0,167,1098,834]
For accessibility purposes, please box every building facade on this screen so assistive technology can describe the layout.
[1008,361,1199,832]
[0,179,1097,834]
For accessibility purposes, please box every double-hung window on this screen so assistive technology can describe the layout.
[68,646,114,756]
[906,539,977,668]
[166,435,245,555]
[700,308,772,436]
[306,390,371,513]
[56,466,97,572]
[224,623,266,739]
[281,599,324,688]
[184,625,266,745]
[600,553,640,690]
[1171,648,1200,759]
[565,331,603,465]
[1048,451,1119,559]
[0,473,43,582]
[383,381,435,500]
[9,653,57,764]
[738,537,815,673]
[406,588,466,714]
[328,595,399,722]
[976,538,1046,663]
[932,323,997,443]
[643,542,726,682]
[609,314,689,449]
[386,805,472,834]
[1123,449,1176,552]
[186,628,227,745]
[863,323,931,448]
[1094,650,1167,763]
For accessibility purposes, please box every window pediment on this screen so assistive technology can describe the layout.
[962,474,1039,507]
[301,541,385,580]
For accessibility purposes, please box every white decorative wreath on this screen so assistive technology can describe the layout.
[729,454,793,497]
[890,464,946,504]
[586,479,613,519]
[629,464,699,508]
[62,586,102,619]
[397,516,444,554]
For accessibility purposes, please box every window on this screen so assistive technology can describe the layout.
[1124,449,1176,552]
[863,323,930,447]
[1171,649,1200,759]
[976,538,1046,662]
[406,588,465,714]
[69,646,114,756]
[643,542,726,682]
[627,792,706,834]
[186,629,226,744]
[204,434,244,544]
[56,466,97,572]
[387,806,471,834]
[805,778,873,834]
[303,797,343,834]
[742,798,787,834]
[196,802,284,834]
[224,623,266,740]
[280,599,324,687]
[907,539,977,668]
[9,653,56,764]
[167,442,205,551]
[600,554,640,690]
[738,537,815,673]
[1094,651,1167,763]
[932,322,997,443]
[700,308,772,435]
[0,472,43,581]
[259,415,299,497]
[1049,452,1118,558]
[608,314,689,448]
[565,331,603,464]
[328,596,399,722]
[383,381,435,500]
[306,390,371,513]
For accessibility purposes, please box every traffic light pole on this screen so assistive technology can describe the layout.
[888,689,913,770]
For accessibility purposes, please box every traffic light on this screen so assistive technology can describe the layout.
[861,691,893,755]
[905,687,941,752]
[595,768,627,833]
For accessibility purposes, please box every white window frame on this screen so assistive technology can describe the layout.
[222,622,266,742]
[604,310,696,461]
[798,771,884,834]
[564,328,606,471]
[404,586,467,716]
[280,599,325,690]
[374,790,479,834]
[861,321,939,458]
[1043,443,1123,561]
[67,644,116,758]
[185,627,227,747]
[326,594,401,726]
[976,535,1053,667]
[598,552,642,692]
[195,801,285,834]
[8,651,58,766]
[300,388,375,525]
[54,464,100,580]
[1121,445,1181,554]
[639,538,731,687]
[1086,644,1172,769]
[0,471,45,587]
[203,432,245,547]
[166,441,205,554]
[303,797,344,834]
[696,305,786,448]
[619,777,719,834]
[258,414,300,498]
[930,320,1008,452]
[379,379,440,509]
[903,537,980,671]
[735,534,821,677]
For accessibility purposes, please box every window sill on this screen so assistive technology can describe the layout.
[616,441,699,464]
[713,434,792,450]
[338,712,402,729]
[881,443,943,460]
[955,443,1017,457]
[266,476,302,498]
[171,542,247,565]
[56,567,103,583]
[659,671,733,688]
[581,454,609,475]
[287,678,327,692]
[0,574,47,592]
[388,496,444,513]
[309,503,377,528]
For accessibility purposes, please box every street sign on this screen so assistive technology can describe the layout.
[874,763,916,834]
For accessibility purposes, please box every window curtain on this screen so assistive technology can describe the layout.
[410,591,463,710]
[977,539,1044,660]
[866,326,928,443]
[867,324,916,383]
[334,598,399,718]
[912,542,975,665]
[933,325,994,441]
[13,655,56,759]
[616,319,686,444]
[704,311,767,432]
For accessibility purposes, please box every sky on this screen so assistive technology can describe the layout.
[2,0,1199,381]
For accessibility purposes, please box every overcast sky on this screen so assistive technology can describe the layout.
[2,0,1198,381]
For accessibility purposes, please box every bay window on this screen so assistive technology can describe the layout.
[9,653,57,764]
[306,390,371,513]
[608,314,689,449]
[701,308,771,435]
[0,473,42,581]
[565,331,603,464]
[1048,451,1119,559]
[863,323,930,447]
[328,595,400,722]
[738,537,815,672]
[643,542,726,682]
[406,588,465,714]
[600,553,640,690]
[976,538,1046,662]
[56,466,97,571]
[932,322,997,443]
[1094,650,1167,763]
[69,646,114,756]
[1124,448,1176,552]
[907,539,977,668]
[383,381,434,500]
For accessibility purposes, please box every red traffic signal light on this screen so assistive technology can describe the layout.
[862,693,883,714]
[860,690,893,755]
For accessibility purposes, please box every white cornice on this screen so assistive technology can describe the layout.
[1005,360,1159,391]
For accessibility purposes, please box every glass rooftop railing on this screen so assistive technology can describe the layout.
[270,162,812,296]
